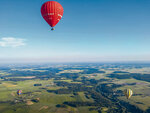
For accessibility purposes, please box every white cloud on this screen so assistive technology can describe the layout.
[0,37,26,47]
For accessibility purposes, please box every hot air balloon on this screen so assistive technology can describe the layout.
[17,90,22,96]
[41,1,64,30]
[124,89,133,99]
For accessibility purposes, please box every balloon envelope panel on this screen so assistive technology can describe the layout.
[41,1,64,28]
[124,89,133,99]
[17,90,22,95]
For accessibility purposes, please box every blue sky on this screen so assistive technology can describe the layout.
[0,0,150,63]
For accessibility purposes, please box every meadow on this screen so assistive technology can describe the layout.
[0,79,96,113]
[0,63,150,113]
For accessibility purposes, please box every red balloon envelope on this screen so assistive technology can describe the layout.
[41,1,64,30]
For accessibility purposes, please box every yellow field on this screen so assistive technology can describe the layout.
[2,83,17,87]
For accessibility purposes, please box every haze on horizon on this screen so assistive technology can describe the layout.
[0,0,150,63]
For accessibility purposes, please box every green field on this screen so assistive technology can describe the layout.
[1,64,150,112]
[113,78,150,111]
[0,79,95,113]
